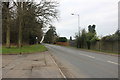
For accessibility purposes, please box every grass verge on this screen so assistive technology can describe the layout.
[78,48,119,55]
[54,44,119,55]
[2,44,47,54]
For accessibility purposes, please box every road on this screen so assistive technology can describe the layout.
[44,44,118,78]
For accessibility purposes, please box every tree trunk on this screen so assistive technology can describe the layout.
[18,20,22,48]
[18,2,22,48]
[5,3,10,48]
[6,22,10,48]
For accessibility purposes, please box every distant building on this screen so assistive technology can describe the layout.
[118,1,120,30]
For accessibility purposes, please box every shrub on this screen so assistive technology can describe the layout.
[57,37,67,42]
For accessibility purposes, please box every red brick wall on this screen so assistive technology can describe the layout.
[56,42,69,46]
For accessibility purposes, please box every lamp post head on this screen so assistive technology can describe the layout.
[71,13,74,15]
[71,13,79,16]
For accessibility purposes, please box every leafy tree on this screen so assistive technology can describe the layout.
[75,25,98,49]
[70,36,72,41]
[44,26,57,43]
[101,29,120,42]
[75,32,81,48]
[115,29,120,36]
[88,25,96,33]
[80,29,87,48]
[86,25,97,49]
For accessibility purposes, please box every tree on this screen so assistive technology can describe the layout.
[75,32,81,48]
[17,2,23,48]
[2,2,14,48]
[70,36,72,41]
[2,0,59,47]
[12,0,59,47]
[44,26,57,43]
[86,25,97,49]
[101,29,120,42]
[88,25,96,33]
[74,25,98,49]
[80,29,87,48]
[75,29,87,48]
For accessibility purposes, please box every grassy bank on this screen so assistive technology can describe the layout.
[2,44,47,54]
[79,48,119,55]
[68,46,119,55]
[0,46,2,54]
[54,44,119,55]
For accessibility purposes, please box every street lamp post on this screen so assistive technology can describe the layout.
[71,13,80,35]
[71,13,80,48]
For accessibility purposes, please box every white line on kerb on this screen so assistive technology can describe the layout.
[49,54,66,79]
[107,61,118,65]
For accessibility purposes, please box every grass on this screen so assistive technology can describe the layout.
[2,44,47,54]
[55,44,119,55]
[78,48,119,55]
[70,46,119,55]
[0,46,2,54]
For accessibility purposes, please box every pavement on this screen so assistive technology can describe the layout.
[2,51,64,78]
[44,44,119,78]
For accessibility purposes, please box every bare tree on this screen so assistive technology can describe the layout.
[2,2,11,48]
[6,0,59,47]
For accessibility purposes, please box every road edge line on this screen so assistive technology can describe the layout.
[48,53,67,79]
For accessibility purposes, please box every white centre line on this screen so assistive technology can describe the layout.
[87,55,95,59]
[79,53,119,65]
[107,61,119,65]
[80,54,95,59]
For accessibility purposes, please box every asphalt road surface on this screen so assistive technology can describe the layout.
[44,44,118,78]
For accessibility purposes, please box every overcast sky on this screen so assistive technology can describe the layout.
[36,0,119,39]
[52,0,119,39]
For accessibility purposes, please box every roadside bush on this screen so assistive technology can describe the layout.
[57,37,67,42]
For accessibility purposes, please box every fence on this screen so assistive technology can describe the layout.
[69,40,119,53]
[90,41,119,53]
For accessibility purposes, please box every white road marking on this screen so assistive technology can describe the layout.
[80,54,95,59]
[81,53,119,65]
[107,61,118,65]
[48,53,67,79]
[80,54,119,65]
[87,55,95,59]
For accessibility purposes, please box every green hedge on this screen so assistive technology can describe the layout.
[57,37,67,42]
